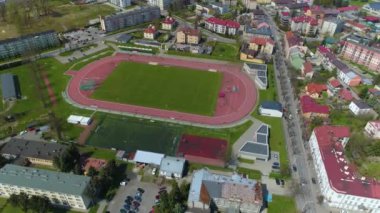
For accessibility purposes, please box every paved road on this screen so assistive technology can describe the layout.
[260,6,328,213]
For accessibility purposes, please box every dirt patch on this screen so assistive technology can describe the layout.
[77,119,98,145]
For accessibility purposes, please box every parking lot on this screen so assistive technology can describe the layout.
[63,27,104,49]
[107,172,169,213]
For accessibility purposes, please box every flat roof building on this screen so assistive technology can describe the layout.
[0,164,91,210]
[239,124,270,161]
[0,138,66,166]
[159,156,186,179]
[0,73,19,102]
[133,150,164,166]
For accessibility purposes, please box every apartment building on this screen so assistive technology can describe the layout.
[0,139,66,166]
[290,16,318,36]
[309,126,380,212]
[205,17,240,35]
[147,0,170,11]
[176,27,201,44]
[109,0,130,7]
[161,16,176,30]
[99,7,160,32]
[0,164,91,210]
[0,31,60,61]
[143,25,158,39]
[320,17,343,36]
[364,120,380,139]
[341,36,380,73]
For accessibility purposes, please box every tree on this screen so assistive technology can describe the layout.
[29,195,50,213]
[87,167,98,177]
[359,87,369,99]
[53,144,81,172]
[373,75,380,85]
[18,192,29,212]
[8,194,19,207]
[317,195,324,204]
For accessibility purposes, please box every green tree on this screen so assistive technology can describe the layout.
[18,192,29,212]
[359,87,369,99]
[29,195,50,213]
[8,194,19,207]
[373,75,380,85]
[87,167,98,177]
[53,144,81,172]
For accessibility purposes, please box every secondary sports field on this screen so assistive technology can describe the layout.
[91,62,223,116]
[86,116,181,155]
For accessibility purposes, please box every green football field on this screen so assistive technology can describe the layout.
[86,116,181,155]
[91,62,223,116]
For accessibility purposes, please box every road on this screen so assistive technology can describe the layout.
[260,6,328,213]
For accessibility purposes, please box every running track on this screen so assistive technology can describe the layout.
[66,53,257,125]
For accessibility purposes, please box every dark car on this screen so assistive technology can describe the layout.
[124,204,130,210]
[155,195,160,200]
[275,178,280,185]
[272,165,280,170]
[137,188,145,193]
[132,201,140,207]
[312,178,317,184]
[126,196,133,201]
[159,186,166,191]
[125,199,131,205]
[273,162,280,167]
[292,165,297,172]
[159,189,167,194]
[280,179,285,186]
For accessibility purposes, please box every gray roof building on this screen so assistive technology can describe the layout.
[243,63,268,90]
[0,73,17,101]
[0,164,90,196]
[239,124,270,161]
[0,138,66,163]
[159,156,186,178]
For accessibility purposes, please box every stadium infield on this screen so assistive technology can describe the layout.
[91,61,222,116]
[86,116,181,155]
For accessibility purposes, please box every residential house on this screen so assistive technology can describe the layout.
[0,164,91,210]
[159,156,186,179]
[284,31,305,59]
[257,0,271,4]
[341,35,380,73]
[239,124,270,161]
[301,61,314,78]
[338,70,361,87]
[349,100,372,116]
[109,0,131,7]
[320,17,343,36]
[364,120,380,139]
[161,16,176,30]
[249,36,275,55]
[363,2,380,16]
[290,16,318,36]
[300,95,329,118]
[252,9,266,20]
[305,83,327,99]
[345,20,370,34]
[0,31,60,61]
[99,7,160,32]
[147,0,170,10]
[308,126,380,212]
[205,17,240,35]
[176,27,201,45]
[187,169,263,212]
[259,101,283,117]
[338,89,353,102]
[143,25,158,39]
[0,138,66,166]
[244,24,272,39]
[210,3,229,14]
[279,11,291,26]
[290,50,305,70]
[337,6,359,13]
[326,78,342,96]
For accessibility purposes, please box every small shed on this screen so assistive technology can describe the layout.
[133,150,164,166]
[67,115,92,126]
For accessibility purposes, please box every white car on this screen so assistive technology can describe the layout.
[152,168,157,175]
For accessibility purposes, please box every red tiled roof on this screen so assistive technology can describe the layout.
[144,25,157,34]
[365,16,380,22]
[303,61,313,74]
[300,95,329,114]
[250,37,274,46]
[346,20,368,30]
[83,158,107,172]
[339,89,353,101]
[306,83,327,94]
[317,45,331,54]
[178,27,200,36]
[292,15,318,26]
[337,6,359,12]
[313,126,380,199]
[162,16,176,24]
[329,79,341,88]
[206,17,240,28]
[281,12,290,16]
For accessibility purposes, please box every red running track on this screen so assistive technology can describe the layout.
[66,53,257,125]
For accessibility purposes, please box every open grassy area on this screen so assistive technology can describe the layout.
[0,197,82,213]
[268,195,297,213]
[78,145,117,161]
[238,157,255,164]
[251,64,288,165]
[237,167,262,180]
[92,61,223,116]
[349,0,372,6]
[189,163,233,172]
[358,162,380,179]
[0,2,116,40]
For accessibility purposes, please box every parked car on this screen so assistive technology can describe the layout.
[137,188,145,193]
[312,178,317,184]
[273,162,280,167]
[280,179,285,186]
[152,168,157,175]
[275,178,280,185]
[292,165,297,172]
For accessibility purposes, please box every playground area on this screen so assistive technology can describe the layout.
[66,53,257,125]
[86,115,181,155]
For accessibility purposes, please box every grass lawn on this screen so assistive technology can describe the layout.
[237,167,262,180]
[31,164,58,172]
[78,145,117,160]
[349,0,372,6]
[358,162,380,179]
[91,61,223,116]
[0,197,82,213]
[189,163,233,172]
[251,64,288,165]
[0,2,116,40]
[238,157,255,164]
[268,195,297,213]
[330,109,371,132]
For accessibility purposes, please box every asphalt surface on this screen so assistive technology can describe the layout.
[260,6,328,213]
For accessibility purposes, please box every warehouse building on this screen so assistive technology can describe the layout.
[0,164,91,210]
[0,31,60,60]
[99,7,160,32]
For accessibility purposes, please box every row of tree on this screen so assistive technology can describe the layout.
[53,144,81,174]
[155,180,190,213]
[8,192,50,213]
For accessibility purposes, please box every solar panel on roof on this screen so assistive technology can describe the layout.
[240,142,268,155]
[257,125,268,134]
[256,134,268,144]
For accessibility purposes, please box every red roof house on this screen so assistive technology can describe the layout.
[337,6,359,13]
[300,95,329,118]
[306,83,327,98]
[162,16,176,30]
[82,158,107,175]
[338,89,353,101]
[301,61,313,78]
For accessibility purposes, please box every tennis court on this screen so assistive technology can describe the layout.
[86,115,181,155]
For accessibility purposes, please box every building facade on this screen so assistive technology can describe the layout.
[143,25,158,39]
[309,126,380,212]
[364,120,380,139]
[349,101,372,116]
[159,156,186,179]
[290,16,318,36]
[161,16,176,30]
[176,27,201,44]
[0,31,60,61]
[0,164,91,210]
[320,18,342,36]
[205,17,240,35]
[147,0,170,11]
[100,7,160,32]
[109,0,131,7]
[341,38,380,73]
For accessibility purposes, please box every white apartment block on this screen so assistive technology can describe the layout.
[309,126,380,212]
[0,164,91,210]
[320,19,338,36]
[109,0,131,7]
[364,120,380,139]
[148,0,170,11]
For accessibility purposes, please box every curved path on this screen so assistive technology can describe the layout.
[66,53,257,126]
